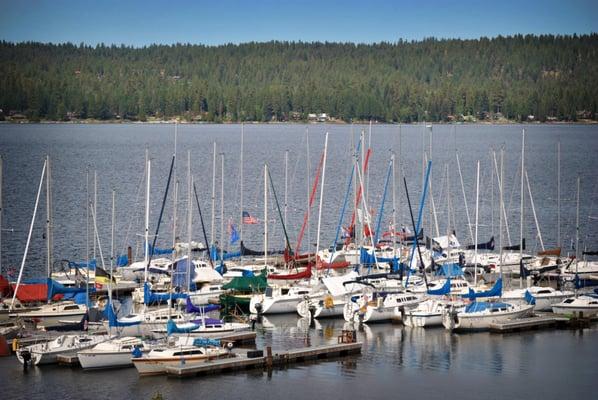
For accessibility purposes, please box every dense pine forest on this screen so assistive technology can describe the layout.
[0,34,597,123]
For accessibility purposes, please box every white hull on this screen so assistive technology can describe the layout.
[551,305,598,317]
[78,351,136,369]
[443,305,534,331]
[403,312,443,328]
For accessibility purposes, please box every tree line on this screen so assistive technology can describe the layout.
[0,34,597,123]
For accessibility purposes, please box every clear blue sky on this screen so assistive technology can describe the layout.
[1,0,596,46]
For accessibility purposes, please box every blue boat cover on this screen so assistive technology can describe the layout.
[143,282,188,305]
[462,278,502,300]
[427,278,451,296]
[104,302,141,328]
[166,319,199,336]
[69,259,97,270]
[147,243,174,255]
[524,290,536,305]
[185,297,220,313]
[192,338,221,347]
[464,301,509,313]
[172,258,196,289]
[435,263,464,277]
[46,278,87,301]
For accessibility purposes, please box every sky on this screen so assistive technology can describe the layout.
[1,0,596,46]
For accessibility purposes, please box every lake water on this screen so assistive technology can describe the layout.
[0,123,597,399]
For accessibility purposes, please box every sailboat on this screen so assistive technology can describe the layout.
[16,333,109,365]
[77,336,148,369]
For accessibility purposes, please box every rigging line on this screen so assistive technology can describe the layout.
[193,182,214,269]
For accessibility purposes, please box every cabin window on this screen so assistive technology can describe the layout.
[281,288,290,295]
[64,305,80,310]
[265,287,273,297]
[564,299,574,304]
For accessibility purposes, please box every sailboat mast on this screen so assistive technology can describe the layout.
[211,141,216,248]
[284,149,288,229]
[557,141,561,248]
[519,129,525,288]
[315,133,329,278]
[93,170,97,260]
[456,152,474,244]
[306,128,311,256]
[240,124,244,265]
[46,155,53,278]
[11,160,46,309]
[220,153,224,263]
[499,149,504,274]
[474,160,480,287]
[186,152,192,291]
[111,189,115,269]
[85,168,89,306]
[575,176,580,262]
[0,155,2,276]
[172,180,178,264]
[264,164,268,267]
[525,170,544,251]
[144,159,151,283]
[392,153,397,261]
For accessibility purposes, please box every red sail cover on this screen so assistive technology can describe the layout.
[0,275,9,296]
[10,283,63,302]
[268,264,312,280]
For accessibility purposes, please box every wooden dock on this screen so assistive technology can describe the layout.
[489,315,572,333]
[165,342,362,378]
[214,331,256,345]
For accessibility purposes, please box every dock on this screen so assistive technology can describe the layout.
[489,315,584,333]
[214,331,256,345]
[165,342,362,378]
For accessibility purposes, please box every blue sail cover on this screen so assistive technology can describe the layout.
[166,319,200,336]
[427,278,451,296]
[69,259,97,270]
[524,290,536,305]
[192,338,221,347]
[464,301,509,313]
[435,263,464,277]
[186,297,220,313]
[462,278,502,300]
[359,248,405,270]
[104,301,141,328]
[147,243,174,255]
[143,282,188,305]
[115,255,128,267]
[172,258,196,289]
[46,278,87,301]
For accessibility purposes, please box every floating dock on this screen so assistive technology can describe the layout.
[488,314,592,333]
[56,353,80,366]
[165,342,362,378]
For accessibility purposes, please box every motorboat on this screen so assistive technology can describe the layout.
[551,295,598,317]
[403,298,467,328]
[9,301,87,328]
[501,286,574,311]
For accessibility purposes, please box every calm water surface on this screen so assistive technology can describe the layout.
[0,123,597,399]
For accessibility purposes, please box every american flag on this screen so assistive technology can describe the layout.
[242,211,258,224]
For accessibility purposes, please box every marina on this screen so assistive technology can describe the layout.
[0,123,597,400]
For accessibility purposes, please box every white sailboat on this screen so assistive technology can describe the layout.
[77,336,148,369]
[442,301,534,331]
[403,298,467,328]
[16,333,109,365]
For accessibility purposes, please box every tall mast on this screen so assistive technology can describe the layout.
[557,140,561,248]
[575,176,580,263]
[519,129,525,288]
[264,164,268,267]
[144,159,151,283]
[392,153,397,261]
[0,155,3,276]
[456,151,474,244]
[172,180,178,264]
[110,189,115,269]
[93,170,97,260]
[220,153,224,263]
[474,160,480,287]
[186,152,192,291]
[11,160,46,309]
[46,156,53,277]
[315,133,329,278]
[240,124,244,264]
[366,121,372,207]
[525,169,544,251]
[284,149,289,229]
[211,141,217,247]
[499,149,504,274]
[85,168,89,306]
[306,128,311,255]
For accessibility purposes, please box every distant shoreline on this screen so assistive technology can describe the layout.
[1,118,597,125]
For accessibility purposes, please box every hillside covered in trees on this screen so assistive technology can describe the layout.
[0,34,597,123]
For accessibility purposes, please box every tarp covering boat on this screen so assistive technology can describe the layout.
[147,243,174,256]
[210,246,241,261]
[46,278,87,302]
[185,297,220,313]
[171,258,196,290]
[11,279,62,302]
[166,319,199,335]
[503,238,525,251]
[144,282,188,305]
[192,338,221,347]
[222,270,268,292]
[104,301,140,328]
[240,241,285,257]
[538,247,561,257]
[462,278,502,300]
